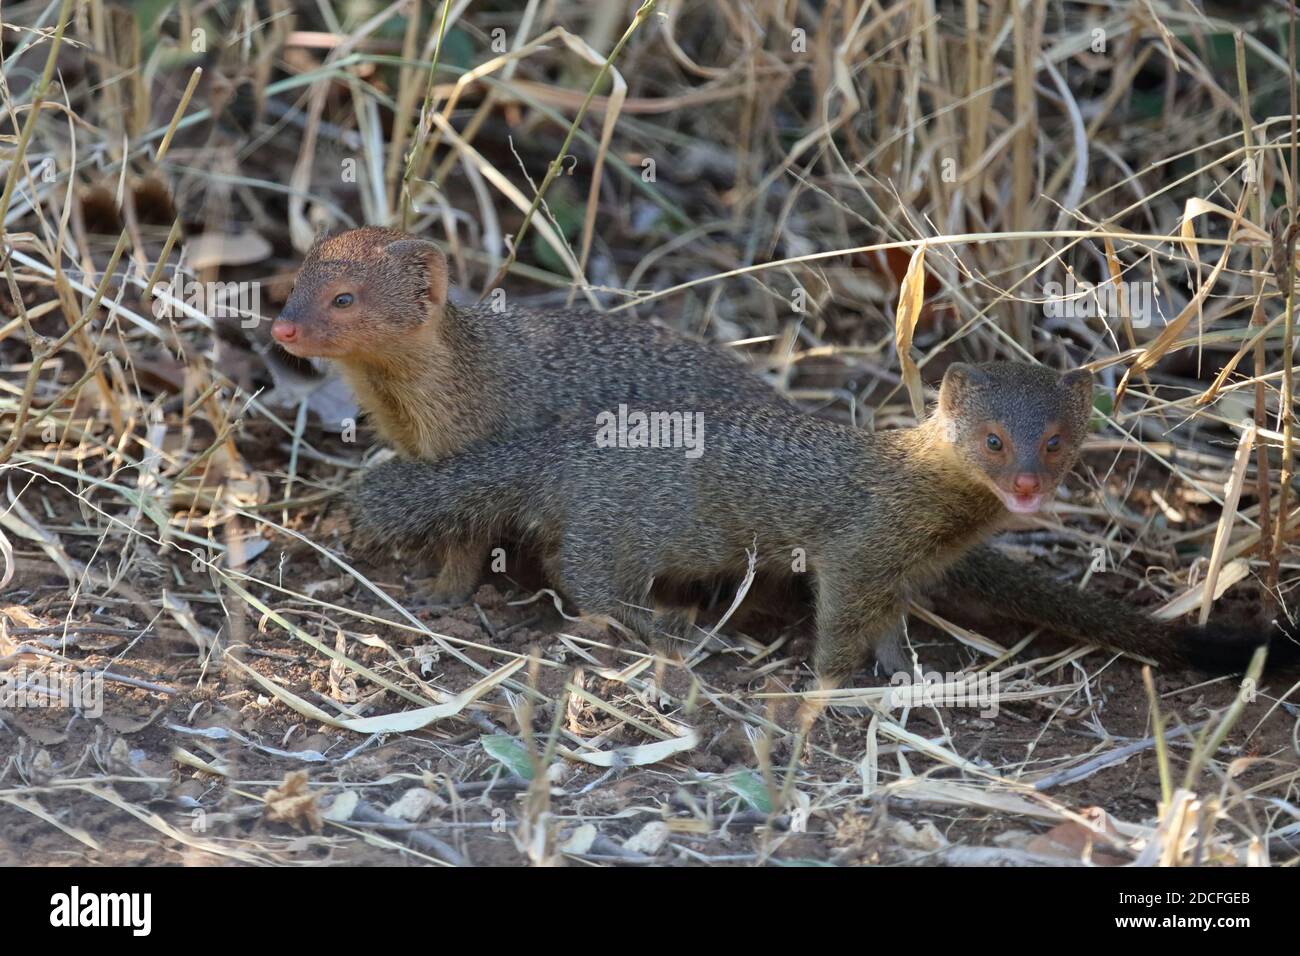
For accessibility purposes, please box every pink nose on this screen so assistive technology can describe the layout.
[1012,473,1041,495]
[271,318,298,343]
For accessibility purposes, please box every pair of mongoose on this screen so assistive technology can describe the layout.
[275,228,1297,682]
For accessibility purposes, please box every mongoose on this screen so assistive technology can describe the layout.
[348,362,1297,683]
[271,226,783,602]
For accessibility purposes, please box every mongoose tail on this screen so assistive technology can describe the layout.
[942,546,1300,672]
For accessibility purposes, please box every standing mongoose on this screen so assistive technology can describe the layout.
[271,226,784,602]
[348,362,1296,683]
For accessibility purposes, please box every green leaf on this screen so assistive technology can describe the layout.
[441,27,475,71]
[133,0,176,40]
[530,188,585,275]
[1128,89,1164,121]
[1090,391,1113,431]
[726,770,772,813]
[482,734,534,780]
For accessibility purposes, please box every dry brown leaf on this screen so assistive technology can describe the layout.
[6,711,69,745]
[893,240,928,420]
[1025,818,1129,866]
[264,770,323,833]
[99,704,167,735]
[328,629,359,704]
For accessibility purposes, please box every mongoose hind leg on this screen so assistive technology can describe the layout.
[429,538,490,605]
[641,607,704,663]
[569,583,660,646]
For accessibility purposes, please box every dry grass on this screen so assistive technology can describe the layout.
[1,0,1298,866]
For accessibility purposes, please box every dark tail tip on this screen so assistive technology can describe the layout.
[1176,619,1300,674]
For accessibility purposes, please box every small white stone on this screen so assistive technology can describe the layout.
[623,820,669,855]
[385,787,438,822]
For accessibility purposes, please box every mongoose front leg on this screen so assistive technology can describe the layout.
[542,536,663,642]
[429,538,490,605]
[812,571,905,688]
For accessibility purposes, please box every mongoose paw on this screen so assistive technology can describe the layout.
[872,632,916,678]
[427,567,480,606]
[427,586,475,607]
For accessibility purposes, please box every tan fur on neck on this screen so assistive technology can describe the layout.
[336,319,474,459]
[898,419,1006,570]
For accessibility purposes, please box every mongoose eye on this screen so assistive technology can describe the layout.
[1046,434,1061,452]
[333,293,354,308]
[985,434,1003,452]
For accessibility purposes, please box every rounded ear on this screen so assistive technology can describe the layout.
[1059,367,1094,410]
[939,362,984,411]
[384,238,449,309]
[1060,366,1092,426]
[942,363,980,388]
[301,226,333,265]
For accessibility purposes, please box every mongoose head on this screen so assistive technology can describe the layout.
[936,362,1093,514]
[271,227,448,362]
